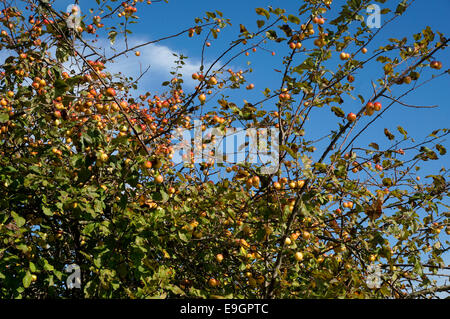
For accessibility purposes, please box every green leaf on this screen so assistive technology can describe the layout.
[435,144,446,156]
[384,128,395,140]
[0,112,8,122]
[266,30,277,40]
[11,211,26,227]
[395,0,408,15]
[108,30,118,45]
[23,271,32,288]
[42,206,53,216]
[397,126,408,139]
[29,262,37,273]
[288,14,300,24]
[255,7,270,20]
[331,106,345,118]
[160,190,169,203]
[256,20,265,28]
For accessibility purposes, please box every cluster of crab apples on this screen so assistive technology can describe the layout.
[347,101,382,123]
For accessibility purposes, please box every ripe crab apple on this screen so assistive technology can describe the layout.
[294,252,304,262]
[144,160,152,169]
[361,47,368,54]
[198,93,206,103]
[216,254,224,263]
[208,76,218,85]
[273,181,282,190]
[208,278,219,287]
[302,231,311,240]
[373,102,382,111]
[106,88,116,97]
[430,61,442,70]
[347,112,357,122]
[340,52,349,60]
[155,174,164,183]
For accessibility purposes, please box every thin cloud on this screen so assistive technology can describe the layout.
[96,37,222,94]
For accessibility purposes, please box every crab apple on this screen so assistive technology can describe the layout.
[375,164,383,171]
[144,160,152,169]
[347,112,357,122]
[273,181,282,190]
[302,231,311,240]
[373,102,382,111]
[361,47,368,54]
[208,278,219,287]
[99,153,108,162]
[251,176,260,188]
[106,88,116,97]
[284,237,292,245]
[216,254,224,263]
[135,51,141,56]
[340,52,349,60]
[198,93,206,103]
[208,76,218,85]
[347,75,355,82]
[290,232,299,241]
[430,61,442,70]
[289,42,296,49]
[155,174,164,183]
[294,252,304,262]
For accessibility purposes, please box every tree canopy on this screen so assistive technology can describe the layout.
[0,0,449,299]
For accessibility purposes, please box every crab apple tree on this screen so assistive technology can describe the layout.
[0,0,449,299]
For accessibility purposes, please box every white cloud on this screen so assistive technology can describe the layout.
[95,37,221,94]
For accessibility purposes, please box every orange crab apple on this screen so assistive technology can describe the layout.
[155,174,164,183]
[347,112,357,122]
[430,61,442,70]
[144,160,152,169]
[294,252,304,262]
[198,93,206,103]
[106,88,116,97]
